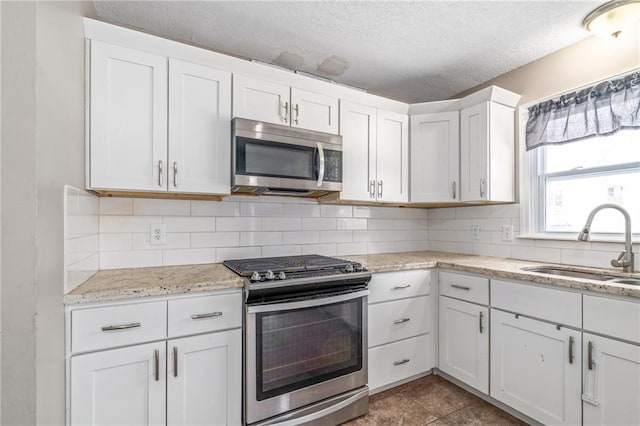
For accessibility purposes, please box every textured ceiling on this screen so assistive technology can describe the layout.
[93,1,600,103]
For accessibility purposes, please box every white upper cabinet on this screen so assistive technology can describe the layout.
[340,100,408,203]
[232,75,290,125]
[90,41,168,192]
[460,101,515,202]
[168,59,231,195]
[340,101,377,201]
[376,110,409,203]
[290,87,339,134]
[89,42,232,195]
[233,75,339,134]
[410,111,459,202]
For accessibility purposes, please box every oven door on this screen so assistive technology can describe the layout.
[245,290,368,425]
[233,132,342,193]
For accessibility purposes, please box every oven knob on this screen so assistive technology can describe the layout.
[354,263,363,272]
[278,271,286,280]
[344,264,354,273]
[250,271,261,282]
[265,270,275,280]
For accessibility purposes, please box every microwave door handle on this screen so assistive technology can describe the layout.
[316,142,325,187]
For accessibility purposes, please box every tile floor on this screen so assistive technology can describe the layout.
[342,375,527,425]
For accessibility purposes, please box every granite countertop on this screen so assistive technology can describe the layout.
[65,251,640,305]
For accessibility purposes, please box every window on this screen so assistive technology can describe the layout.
[529,129,640,237]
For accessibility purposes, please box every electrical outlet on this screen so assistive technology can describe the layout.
[150,224,166,245]
[472,225,481,240]
[502,224,514,242]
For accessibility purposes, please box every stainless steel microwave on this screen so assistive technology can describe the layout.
[231,118,343,196]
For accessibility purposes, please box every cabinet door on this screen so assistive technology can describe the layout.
[339,101,377,201]
[460,102,489,202]
[376,110,409,203]
[168,60,231,195]
[90,41,168,191]
[583,333,640,426]
[71,342,166,426]
[490,309,581,425]
[410,112,459,202]
[438,297,488,393]
[290,87,339,134]
[167,329,241,426]
[232,74,290,125]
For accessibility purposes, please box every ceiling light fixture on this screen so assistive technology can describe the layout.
[583,0,640,38]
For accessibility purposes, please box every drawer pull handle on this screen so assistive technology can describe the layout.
[588,341,595,370]
[154,349,159,382]
[191,312,223,320]
[393,318,410,324]
[451,284,470,291]
[479,311,484,334]
[392,284,411,290]
[173,346,178,378]
[101,322,141,332]
[393,359,410,366]
[569,336,575,364]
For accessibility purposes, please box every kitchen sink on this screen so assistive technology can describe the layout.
[522,266,640,286]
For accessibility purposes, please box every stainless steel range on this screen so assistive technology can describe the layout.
[224,255,371,426]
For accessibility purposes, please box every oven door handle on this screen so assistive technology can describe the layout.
[316,142,325,187]
[247,290,369,314]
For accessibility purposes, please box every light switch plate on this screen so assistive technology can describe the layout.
[472,225,481,240]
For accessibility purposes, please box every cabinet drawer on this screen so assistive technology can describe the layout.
[491,279,581,327]
[168,292,242,338]
[439,271,489,305]
[368,334,433,392]
[71,301,167,353]
[584,295,640,344]
[368,270,431,304]
[368,296,431,348]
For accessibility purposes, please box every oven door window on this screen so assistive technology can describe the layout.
[255,298,363,401]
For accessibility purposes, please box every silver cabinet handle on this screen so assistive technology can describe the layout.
[154,349,159,382]
[173,346,178,378]
[191,312,223,320]
[378,180,383,198]
[392,284,410,290]
[282,101,289,123]
[480,178,485,198]
[393,359,410,366]
[293,103,299,124]
[479,311,484,334]
[393,318,410,324]
[101,322,141,332]
[452,181,456,199]
[316,142,325,187]
[173,162,178,187]
[451,284,471,291]
[569,336,574,364]
[588,341,595,370]
[158,160,164,187]
[369,180,376,198]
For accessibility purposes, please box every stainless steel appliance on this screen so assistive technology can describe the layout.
[231,118,343,196]
[224,255,371,426]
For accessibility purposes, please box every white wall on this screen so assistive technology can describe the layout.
[2,1,95,424]
[98,195,429,269]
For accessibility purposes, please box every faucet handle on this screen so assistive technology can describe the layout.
[611,250,631,268]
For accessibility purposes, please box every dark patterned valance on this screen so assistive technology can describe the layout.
[526,71,640,151]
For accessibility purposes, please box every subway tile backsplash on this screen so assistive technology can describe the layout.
[98,196,429,269]
[67,191,638,275]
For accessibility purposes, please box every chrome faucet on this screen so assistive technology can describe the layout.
[577,203,635,273]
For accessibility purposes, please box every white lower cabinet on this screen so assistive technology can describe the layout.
[490,309,581,425]
[438,296,489,393]
[71,341,167,426]
[167,330,242,426]
[582,333,640,426]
